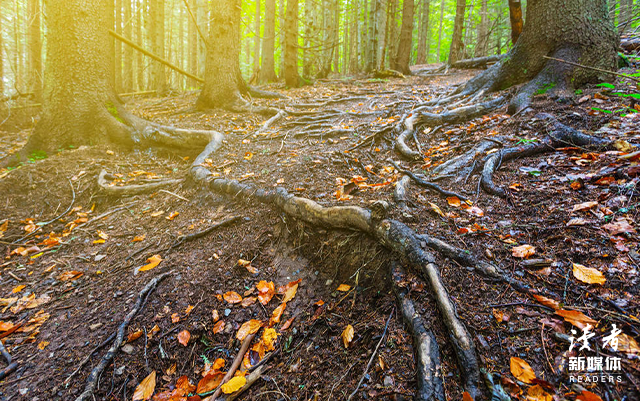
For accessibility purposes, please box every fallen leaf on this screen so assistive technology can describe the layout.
[567,218,587,226]
[220,375,246,394]
[197,372,225,394]
[176,375,196,393]
[132,371,156,401]
[223,291,243,304]
[11,285,26,293]
[462,392,474,401]
[270,302,286,325]
[127,330,143,343]
[150,211,164,217]
[464,205,484,217]
[58,271,83,281]
[166,211,179,220]
[241,297,257,307]
[572,201,598,212]
[178,330,191,346]
[280,316,295,331]
[171,313,180,323]
[236,319,262,341]
[492,309,505,323]
[256,281,275,305]
[527,384,552,401]
[447,196,461,207]
[533,294,560,310]
[341,324,354,348]
[510,357,536,384]
[617,333,640,356]
[0,220,8,237]
[165,363,177,376]
[132,235,145,242]
[0,321,15,331]
[262,327,278,351]
[185,305,194,315]
[139,255,162,272]
[212,320,225,334]
[10,294,51,314]
[336,284,351,292]
[602,218,635,235]
[572,263,606,285]
[212,309,220,322]
[428,202,445,218]
[280,279,301,303]
[556,309,597,329]
[238,259,258,274]
[147,325,160,339]
[244,152,254,161]
[37,341,49,350]
[512,244,536,259]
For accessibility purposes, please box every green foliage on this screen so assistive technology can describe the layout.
[596,82,615,90]
[105,101,125,123]
[28,150,48,163]
[534,83,556,95]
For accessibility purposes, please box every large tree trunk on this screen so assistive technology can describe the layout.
[392,0,414,75]
[27,0,42,101]
[188,0,198,88]
[448,0,466,64]
[508,0,523,45]
[152,0,168,95]
[123,0,133,92]
[436,0,445,62]
[619,0,633,32]
[474,0,488,57]
[24,0,130,153]
[259,0,278,82]
[253,0,261,76]
[460,0,618,114]
[416,0,430,65]
[284,0,301,87]
[196,0,247,109]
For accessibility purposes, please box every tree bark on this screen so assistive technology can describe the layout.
[474,0,488,57]
[188,0,198,87]
[436,0,445,62]
[253,0,261,76]
[448,0,466,64]
[284,0,302,87]
[196,0,247,109]
[259,0,278,82]
[27,0,42,101]
[115,0,123,92]
[152,0,168,95]
[619,0,633,32]
[392,0,415,74]
[508,0,523,45]
[123,0,133,92]
[416,0,431,65]
[460,0,618,114]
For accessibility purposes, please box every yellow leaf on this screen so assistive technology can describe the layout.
[572,263,606,285]
[221,375,246,394]
[342,324,354,348]
[527,384,552,401]
[166,211,179,220]
[132,371,156,400]
[510,357,536,384]
[263,327,278,351]
[446,196,461,207]
[572,201,598,212]
[238,259,258,274]
[236,319,262,341]
[281,279,301,303]
[428,202,445,218]
[139,255,162,271]
[185,305,194,315]
[11,285,26,293]
[150,211,164,217]
[336,284,351,292]
[93,239,105,244]
[132,235,145,242]
[244,152,254,161]
[512,244,536,259]
[38,341,49,350]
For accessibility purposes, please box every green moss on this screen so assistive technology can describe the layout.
[105,101,125,123]
[535,82,556,95]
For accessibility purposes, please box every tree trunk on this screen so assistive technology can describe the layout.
[152,0,168,94]
[196,0,247,109]
[508,0,523,45]
[27,0,42,101]
[619,0,633,32]
[259,0,278,82]
[436,0,445,62]
[448,0,466,64]
[25,0,130,153]
[253,0,261,76]
[392,0,414,74]
[123,0,133,92]
[416,0,430,65]
[284,0,301,87]
[474,0,488,57]
[460,0,618,115]
[115,0,123,92]
[188,0,198,87]
[0,4,3,96]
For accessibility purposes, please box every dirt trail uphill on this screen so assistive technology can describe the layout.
[0,67,639,401]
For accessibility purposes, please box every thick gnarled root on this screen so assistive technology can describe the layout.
[430,138,505,181]
[97,169,183,196]
[391,263,445,401]
[481,115,613,198]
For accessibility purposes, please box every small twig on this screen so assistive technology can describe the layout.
[171,216,243,249]
[543,55,640,84]
[207,333,257,401]
[63,332,117,387]
[347,309,394,401]
[158,189,189,202]
[389,159,468,201]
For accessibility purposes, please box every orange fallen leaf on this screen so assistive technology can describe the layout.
[139,255,162,271]
[197,372,225,394]
[280,316,295,331]
[147,324,160,339]
[556,309,597,329]
[166,211,179,220]
[241,297,257,307]
[221,375,246,394]
[11,285,26,293]
[238,259,258,274]
[336,284,351,292]
[171,313,180,323]
[37,341,49,350]
[223,291,243,304]
[510,357,536,383]
[280,279,301,303]
[236,319,262,341]
[177,330,191,346]
[132,235,145,242]
[211,309,220,322]
[257,281,275,305]
[176,375,196,393]
[462,392,474,401]
[342,324,354,348]
[512,244,536,259]
[0,321,15,331]
[576,390,603,401]
[533,294,560,310]
[270,302,286,325]
[132,371,156,401]
[127,330,143,343]
[185,305,194,315]
[58,271,83,281]
[572,263,606,285]
[527,384,552,401]
[447,196,461,207]
[0,220,8,236]
[212,320,225,334]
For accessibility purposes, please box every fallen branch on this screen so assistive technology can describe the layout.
[62,332,117,387]
[347,310,394,400]
[75,272,171,401]
[171,216,243,249]
[98,169,183,196]
[451,55,504,69]
[203,333,257,401]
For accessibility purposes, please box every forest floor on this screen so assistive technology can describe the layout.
[0,66,639,401]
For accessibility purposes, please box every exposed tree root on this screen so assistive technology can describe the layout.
[289,96,368,108]
[0,338,18,381]
[395,114,422,160]
[247,85,288,100]
[391,263,445,401]
[481,115,614,198]
[258,110,287,133]
[188,138,481,398]
[75,272,171,401]
[430,138,505,181]
[414,96,507,127]
[389,160,469,201]
[393,175,411,211]
[451,55,505,70]
[98,169,183,196]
